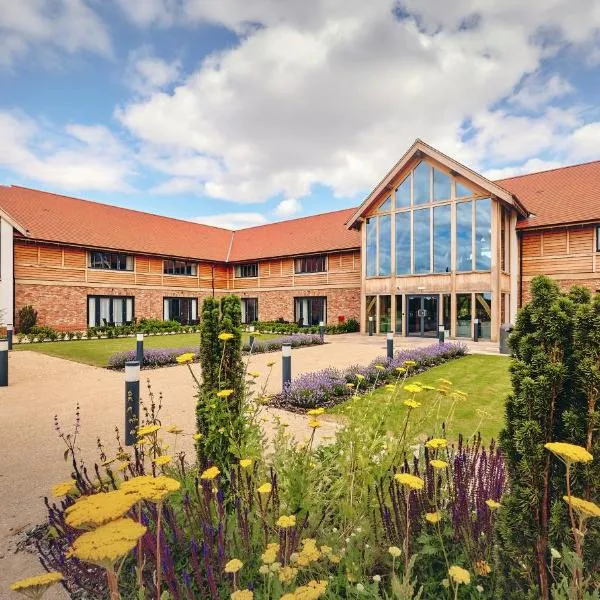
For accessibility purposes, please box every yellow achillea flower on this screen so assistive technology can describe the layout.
[375,365,385,371]
[474,560,492,576]
[425,511,442,524]
[193,433,203,441]
[403,399,421,409]
[563,496,600,519]
[153,455,172,467]
[308,419,322,428]
[67,517,146,569]
[307,407,325,415]
[403,383,422,394]
[219,332,234,341]
[224,558,243,573]
[257,482,272,494]
[11,572,63,596]
[328,553,341,564]
[200,466,221,481]
[430,459,448,469]
[137,424,160,437]
[545,442,593,464]
[388,546,401,558]
[231,590,253,600]
[438,378,453,386]
[276,514,296,528]
[448,565,471,585]
[320,545,332,555]
[166,425,183,434]
[217,389,234,398]
[247,371,260,378]
[403,360,417,367]
[278,566,298,584]
[425,438,448,450]
[267,361,275,367]
[175,353,195,364]
[262,542,280,564]
[115,461,130,472]
[65,490,138,529]
[239,459,253,468]
[485,499,501,510]
[356,374,365,381]
[291,579,328,599]
[395,367,406,374]
[52,480,75,498]
[121,475,180,503]
[394,473,424,490]
[346,382,355,388]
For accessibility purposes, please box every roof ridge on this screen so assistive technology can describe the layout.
[226,230,235,262]
[236,206,358,233]
[494,159,600,183]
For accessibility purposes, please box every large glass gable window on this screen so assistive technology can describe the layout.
[456,201,472,272]
[413,162,431,205]
[475,198,492,271]
[413,208,430,273]
[378,214,391,276]
[366,218,377,277]
[395,176,411,208]
[378,196,392,212]
[433,204,451,272]
[395,212,410,275]
[433,169,451,202]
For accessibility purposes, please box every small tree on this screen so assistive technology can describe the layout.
[18,305,37,333]
[199,297,220,391]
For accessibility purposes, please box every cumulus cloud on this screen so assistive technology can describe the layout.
[190,212,268,229]
[274,198,302,217]
[484,158,565,181]
[508,74,574,111]
[125,46,181,95]
[0,0,111,68]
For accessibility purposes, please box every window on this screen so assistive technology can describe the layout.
[366,218,377,277]
[413,208,430,273]
[395,176,411,208]
[456,201,472,271]
[433,168,451,201]
[295,254,326,274]
[395,212,411,275]
[456,293,472,337]
[163,297,198,324]
[88,295,133,327]
[475,292,492,339]
[442,294,451,331]
[413,161,431,205]
[500,206,506,272]
[241,298,258,324]
[433,204,451,273]
[163,260,198,276]
[378,196,392,212]
[235,263,258,278]
[395,295,403,333]
[456,180,475,198]
[596,226,600,252]
[378,214,391,276]
[379,295,391,333]
[295,297,326,326]
[475,198,492,271]
[88,251,133,271]
[366,295,377,332]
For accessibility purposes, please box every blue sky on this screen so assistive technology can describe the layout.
[1,1,600,229]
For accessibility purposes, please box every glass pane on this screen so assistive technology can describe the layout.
[126,298,133,322]
[366,296,377,332]
[475,198,492,271]
[126,255,134,270]
[88,297,96,327]
[191,299,198,321]
[456,180,475,197]
[163,299,169,320]
[456,294,472,337]
[378,214,391,276]
[413,162,431,205]
[395,295,403,333]
[500,293,507,325]
[112,298,124,325]
[475,292,492,339]
[423,296,438,337]
[310,297,326,325]
[379,296,391,333]
[456,201,472,272]
[395,212,411,275]
[433,204,451,273]
[442,294,451,331]
[500,206,506,272]
[241,300,247,324]
[407,296,421,335]
[413,208,430,274]
[378,196,392,212]
[366,218,377,277]
[395,176,411,208]
[99,298,111,325]
[433,168,451,201]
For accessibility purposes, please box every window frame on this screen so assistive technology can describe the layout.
[294,254,327,274]
[241,297,258,324]
[88,251,134,271]
[87,295,134,327]
[163,259,198,276]
[163,296,198,324]
[596,226,600,252]
[294,296,327,326]
[235,263,259,278]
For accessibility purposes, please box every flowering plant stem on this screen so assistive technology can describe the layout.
[156,502,163,600]
[565,463,583,597]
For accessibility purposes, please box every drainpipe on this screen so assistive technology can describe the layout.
[519,233,523,308]
[211,264,215,298]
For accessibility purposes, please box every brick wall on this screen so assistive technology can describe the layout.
[521,276,600,305]
[15,283,213,331]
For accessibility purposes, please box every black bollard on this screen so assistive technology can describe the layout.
[6,324,13,350]
[386,332,393,359]
[438,325,445,345]
[136,333,144,366]
[473,319,479,342]
[319,321,325,342]
[124,361,140,446]
[282,343,292,391]
[368,316,374,336]
[0,338,7,386]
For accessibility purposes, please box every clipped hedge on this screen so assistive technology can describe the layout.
[273,342,468,410]
[250,318,359,335]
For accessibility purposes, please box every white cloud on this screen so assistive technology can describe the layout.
[484,158,564,181]
[274,198,302,217]
[115,0,600,204]
[113,0,182,27]
[190,212,268,229]
[125,46,181,94]
[508,74,574,110]
[0,112,133,192]
[0,0,111,68]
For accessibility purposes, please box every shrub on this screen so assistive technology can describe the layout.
[18,304,37,333]
[29,325,58,341]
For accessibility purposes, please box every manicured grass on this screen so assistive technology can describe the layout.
[331,354,511,441]
[14,333,275,368]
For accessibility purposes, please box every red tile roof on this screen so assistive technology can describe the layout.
[228,208,360,261]
[0,185,360,262]
[496,160,600,229]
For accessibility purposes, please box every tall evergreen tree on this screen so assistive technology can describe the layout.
[199,297,220,392]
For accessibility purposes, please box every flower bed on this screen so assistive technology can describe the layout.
[108,333,324,369]
[273,342,468,410]
[248,318,359,335]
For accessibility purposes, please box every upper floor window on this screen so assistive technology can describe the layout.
[235,263,258,278]
[88,251,133,271]
[596,226,600,252]
[163,260,197,276]
[295,254,326,274]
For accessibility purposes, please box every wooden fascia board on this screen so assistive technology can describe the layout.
[0,207,28,235]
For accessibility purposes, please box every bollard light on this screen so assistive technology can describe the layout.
[0,338,8,387]
[319,320,325,342]
[438,325,445,345]
[368,316,374,336]
[136,333,144,365]
[6,324,13,350]
[282,343,292,391]
[386,331,394,359]
[473,318,480,343]
[124,360,140,445]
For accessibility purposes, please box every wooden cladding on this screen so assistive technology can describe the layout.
[521,226,597,278]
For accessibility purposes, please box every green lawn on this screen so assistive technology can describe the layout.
[331,354,511,442]
[14,332,273,368]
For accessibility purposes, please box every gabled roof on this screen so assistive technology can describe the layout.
[346,139,528,228]
[228,207,360,261]
[497,161,600,230]
[0,185,360,262]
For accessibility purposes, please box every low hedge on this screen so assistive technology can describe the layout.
[108,333,324,369]
[272,342,468,411]
[250,318,359,335]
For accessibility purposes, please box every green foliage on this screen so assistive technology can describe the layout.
[18,304,37,333]
[199,297,220,392]
[252,318,360,335]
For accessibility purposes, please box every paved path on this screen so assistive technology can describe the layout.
[0,334,498,598]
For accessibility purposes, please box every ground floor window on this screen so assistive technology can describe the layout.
[379,295,392,333]
[475,292,492,339]
[395,295,403,334]
[88,295,133,327]
[442,294,451,332]
[163,297,198,324]
[366,295,377,333]
[295,296,326,326]
[456,294,472,337]
[241,298,258,324]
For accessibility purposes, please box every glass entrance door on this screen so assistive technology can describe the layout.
[406,295,438,337]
